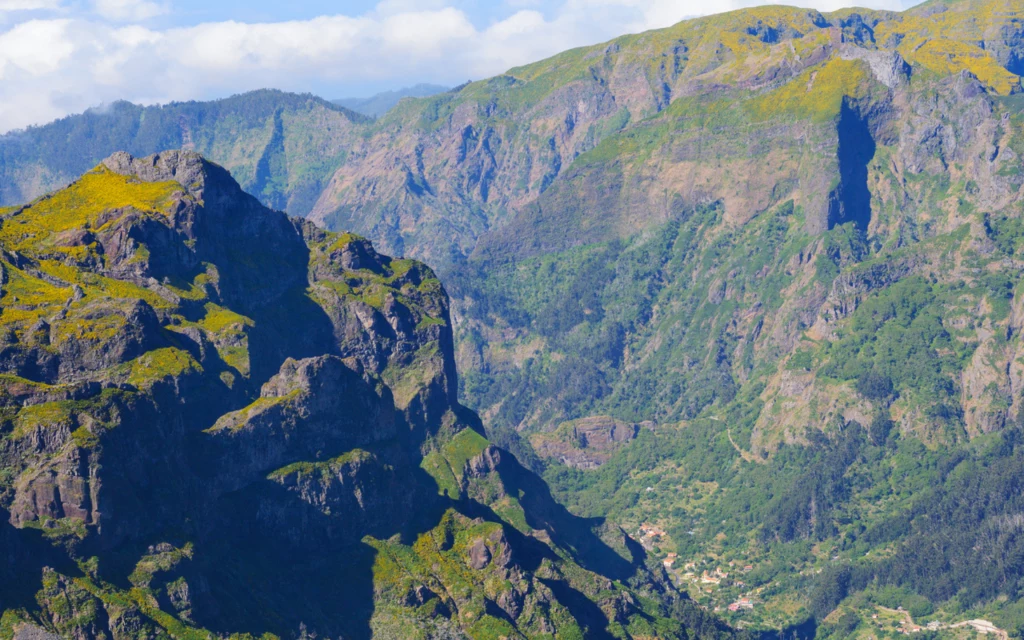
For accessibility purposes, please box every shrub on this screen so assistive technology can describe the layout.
[856,371,894,401]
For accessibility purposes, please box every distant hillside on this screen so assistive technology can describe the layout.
[0,89,367,216]
[333,83,451,118]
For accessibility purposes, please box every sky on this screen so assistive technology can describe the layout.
[0,0,921,133]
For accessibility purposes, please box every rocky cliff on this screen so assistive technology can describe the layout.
[0,152,719,640]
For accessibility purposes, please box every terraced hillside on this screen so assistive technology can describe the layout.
[0,152,727,640]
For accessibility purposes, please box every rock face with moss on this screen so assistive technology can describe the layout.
[530,418,642,470]
[0,151,725,640]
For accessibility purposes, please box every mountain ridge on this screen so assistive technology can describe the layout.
[0,90,367,217]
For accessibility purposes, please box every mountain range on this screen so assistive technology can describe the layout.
[5,0,1024,635]
[333,84,452,118]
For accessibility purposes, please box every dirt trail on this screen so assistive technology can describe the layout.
[726,427,760,464]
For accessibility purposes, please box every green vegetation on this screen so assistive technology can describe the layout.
[463,204,1024,630]
[0,261,71,333]
[442,428,490,475]
[4,0,1024,637]
[0,167,179,250]
[421,428,490,498]
[461,201,805,431]
[749,58,874,122]
[124,347,202,388]
[266,449,374,481]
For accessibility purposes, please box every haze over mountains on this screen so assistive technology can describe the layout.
[333,84,452,118]
[6,0,1024,637]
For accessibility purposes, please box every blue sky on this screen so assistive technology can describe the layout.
[0,0,921,132]
[162,1,526,26]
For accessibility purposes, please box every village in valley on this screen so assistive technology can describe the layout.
[635,522,1011,639]
[637,523,758,617]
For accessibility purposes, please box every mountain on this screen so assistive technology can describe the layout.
[0,151,724,639]
[304,0,1024,269]
[0,90,368,217]
[7,0,1024,633]
[334,84,452,118]
[0,84,450,219]
[300,0,1024,633]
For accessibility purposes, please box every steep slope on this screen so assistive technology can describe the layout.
[298,0,1024,633]
[422,0,1024,633]
[0,91,367,217]
[306,0,1024,267]
[450,0,1024,454]
[0,152,721,640]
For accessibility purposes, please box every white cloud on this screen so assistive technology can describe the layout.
[380,9,475,54]
[0,0,911,133]
[0,19,73,78]
[93,0,166,21]
[0,0,60,10]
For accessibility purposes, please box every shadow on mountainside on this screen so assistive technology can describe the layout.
[490,438,645,582]
[0,508,85,610]
[454,405,646,581]
[98,434,454,640]
[758,617,818,640]
[828,99,876,232]
[542,578,618,640]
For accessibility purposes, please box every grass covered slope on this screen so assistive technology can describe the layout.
[0,151,729,640]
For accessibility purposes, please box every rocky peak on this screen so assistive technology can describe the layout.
[102,149,260,218]
[0,151,697,640]
[102,150,207,194]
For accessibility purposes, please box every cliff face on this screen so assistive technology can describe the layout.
[0,152,707,640]
[304,0,1024,267]
[410,0,1024,444]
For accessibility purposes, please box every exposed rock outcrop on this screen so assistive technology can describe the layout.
[531,416,642,469]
